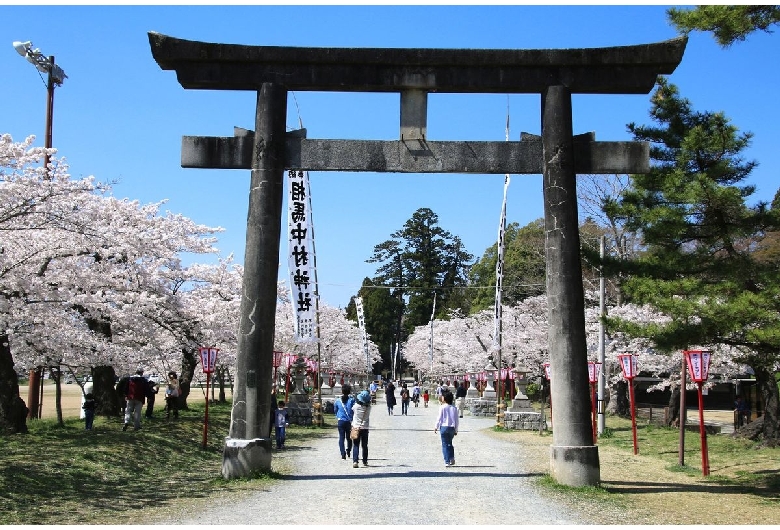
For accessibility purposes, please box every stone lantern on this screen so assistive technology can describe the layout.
[509,365,532,411]
[466,370,479,398]
[482,361,498,400]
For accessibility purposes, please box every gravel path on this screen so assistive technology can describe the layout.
[159,400,588,525]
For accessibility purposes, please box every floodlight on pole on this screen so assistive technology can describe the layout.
[12,40,67,171]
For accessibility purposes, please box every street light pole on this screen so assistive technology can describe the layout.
[13,41,67,172]
[13,40,67,420]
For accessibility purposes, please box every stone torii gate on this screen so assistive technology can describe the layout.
[148,32,686,486]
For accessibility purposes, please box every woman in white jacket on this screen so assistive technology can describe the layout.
[351,390,372,468]
[434,391,459,466]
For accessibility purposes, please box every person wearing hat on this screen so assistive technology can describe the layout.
[351,390,373,468]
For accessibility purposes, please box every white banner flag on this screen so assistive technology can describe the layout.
[493,174,510,350]
[355,297,370,372]
[287,170,318,343]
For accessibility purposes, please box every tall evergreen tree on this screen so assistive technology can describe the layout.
[367,207,473,340]
[605,78,780,444]
[467,219,546,312]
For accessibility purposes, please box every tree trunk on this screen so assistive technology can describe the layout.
[0,335,28,434]
[610,379,630,418]
[667,386,681,427]
[178,347,198,411]
[217,366,227,403]
[52,364,64,426]
[753,365,780,446]
[93,365,120,417]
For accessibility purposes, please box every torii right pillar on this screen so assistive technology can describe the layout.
[542,85,599,486]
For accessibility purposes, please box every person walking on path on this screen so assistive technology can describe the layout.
[334,383,354,459]
[412,382,420,407]
[455,381,467,418]
[385,380,396,415]
[165,371,180,419]
[400,383,410,416]
[123,369,146,431]
[351,390,372,468]
[423,389,430,408]
[434,391,459,466]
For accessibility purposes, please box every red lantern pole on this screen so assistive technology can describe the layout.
[628,377,638,454]
[543,362,552,424]
[200,347,218,450]
[202,371,211,450]
[618,353,638,455]
[696,381,709,476]
[590,382,597,443]
[684,349,712,477]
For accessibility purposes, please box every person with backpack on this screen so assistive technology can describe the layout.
[123,369,147,431]
[351,390,372,468]
[400,383,410,416]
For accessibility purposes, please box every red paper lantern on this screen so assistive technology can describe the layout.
[683,349,711,383]
[617,353,637,379]
[587,361,602,384]
[199,347,219,374]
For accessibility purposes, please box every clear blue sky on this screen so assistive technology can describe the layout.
[4,5,779,308]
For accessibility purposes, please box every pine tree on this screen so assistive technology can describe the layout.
[668,5,780,47]
[606,78,780,444]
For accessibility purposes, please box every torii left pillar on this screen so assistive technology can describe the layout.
[222,83,287,479]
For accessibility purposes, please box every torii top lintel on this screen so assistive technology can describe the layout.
[148,32,686,95]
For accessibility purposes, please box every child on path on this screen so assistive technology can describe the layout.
[423,389,429,408]
[82,393,96,430]
[434,391,459,466]
[274,400,290,449]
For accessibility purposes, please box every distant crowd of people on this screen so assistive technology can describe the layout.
[83,368,183,431]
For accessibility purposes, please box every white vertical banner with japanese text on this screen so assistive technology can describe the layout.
[493,174,510,351]
[354,297,370,372]
[287,170,318,343]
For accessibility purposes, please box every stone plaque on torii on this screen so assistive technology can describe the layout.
[149,32,686,486]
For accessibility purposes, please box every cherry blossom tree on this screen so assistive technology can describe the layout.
[1,134,223,425]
